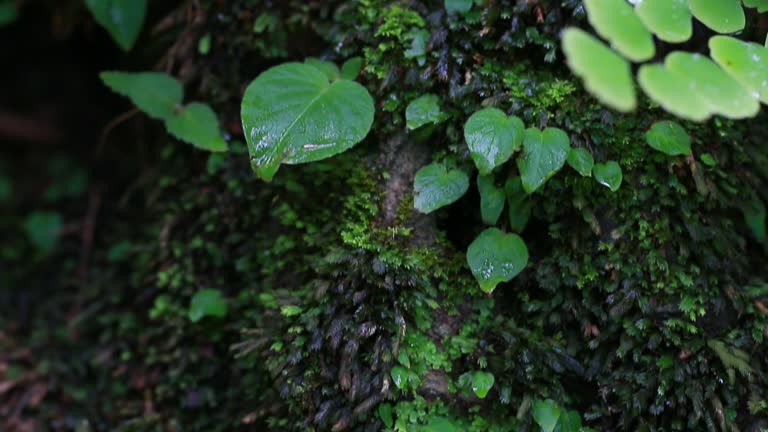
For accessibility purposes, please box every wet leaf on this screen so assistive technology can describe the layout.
[665,52,759,119]
[445,0,472,14]
[391,366,407,389]
[406,94,446,130]
[85,0,147,50]
[414,163,469,213]
[645,121,691,156]
[562,28,637,112]
[709,36,768,104]
[593,161,623,192]
[189,289,227,322]
[241,63,374,181]
[635,0,692,43]
[584,0,655,62]
[517,127,570,194]
[466,228,529,293]
[566,148,594,177]
[688,0,745,33]
[166,103,227,152]
[23,212,61,256]
[532,399,561,432]
[477,175,505,225]
[100,71,183,121]
[464,108,524,175]
[471,371,495,399]
[637,64,711,121]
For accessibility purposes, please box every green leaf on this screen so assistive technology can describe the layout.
[304,57,341,81]
[743,0,768,12]
[341,57,363,80]
[593,161,623,192]
[0,1,18,27]
[100,71,183,121]
[517,127,570,194]
[634,0,692,43]
[477,175,505,225]
[198,33,211,55]
[532,399,561,432]
[414,163,470,213]
[445,0,472,14]
[391,365,407,389]
[688,0,745,33]
[466,228,529,293]
[85,0,147,51]
[464,108,524,175]
[241,63,375,181]
[188,289,228,322]
[665,52,759,119]
[744,197,766,242]
[23,211,62,256]
[406,94,446,130]
[423,417,459,432]
[165,103,227,152]
[562,28,637,112]
[471,371,495,399]
[645,121,691,156]
[378,404,394,428]
[566,148,594,177]
[700,153,717,166]
[0,175,11,202]
[637,64,711,122]
[583,0,655,62]
[557,410,583,432]
[505,177,531,233]
[709,36,768,104]
[404,30,430,66]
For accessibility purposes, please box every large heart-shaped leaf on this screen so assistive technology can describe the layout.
[532,399,561,432]
[635,0,692,43]
[688,0,745,33]
[189,289,228,322]
[414,163,470,213]
[477,175,505,225]
[85,0,147,51]
[583,0,655,62]
[471,371,495,399]
[665,52,759,119]
[241,63,374,181]
[645,121,691,156]
[562,28,636,112]
[166,103,227,152]
[710,36,768,104]
[517,127,570,194]
[406,94,446,130]
[464,108,524,175]
[637,64,711,121]
[566,148,594,177]
[100,71,183,121]
[593,161,623,192]
[466,228,529,293]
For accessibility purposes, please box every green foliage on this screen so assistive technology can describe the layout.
[470,371,495,399]
[22,211,61,256]
[241,63,374,181]
[517,127,570,194]
[566,148,594,177]
[464,108,524,175]
[645,121,691,156]
[710,36,768,104]
[477,175,505,225]
[85,0,146,50]
[444,0,472,14]
[414,163,469,213]
[466,228,529,293]
[688,0,745,33]
[532,399,560,432]
[584,0,655,62]
[0,0,17,26]
[165,103,227,152]
[406,94,446,130]
[592,161,623,192]
[634,0,692,43]
[340,57,363,80]
[100,71,182,121]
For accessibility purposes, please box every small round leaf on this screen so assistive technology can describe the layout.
[464,108,524,175]
[637,64,711,122]
[593,161,623,192]
[645,121,691,156]
[471,371,495,399]
[584,0,655,62]
[414,163,470,213]
[688,0,745,33]
[406,94,446,130]
[532,399,561,432]
[466,228,529,293]
[635,0,692,43]
[189,289,228,322]
[709,36,768,104]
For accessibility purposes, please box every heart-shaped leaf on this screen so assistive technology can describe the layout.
[583,0,655,62]
[557,410,583,432]
[635,0,692,43]
[566,148,594,177]
[100,71,183,121]
[593,161,623,192]
[445,0,472,14]
[477,175,505,225]
[414,163,469,213]
[166,103,227,152]
[505,177,531,233]
[464,108,524,175]
[241,63,374,181]
[471,371,495,399]
[709,36,768,104]
[406,94,446,130]
[517,127,570,194]
[532,399,561,432]
[645,121,691,156]
[85,0,147,51]
[688,0,745,33]
[466,228,529,293]
[189,289,228,322]
[665,52,759,119]
[637,64,711,121]
[562,28,637,112]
